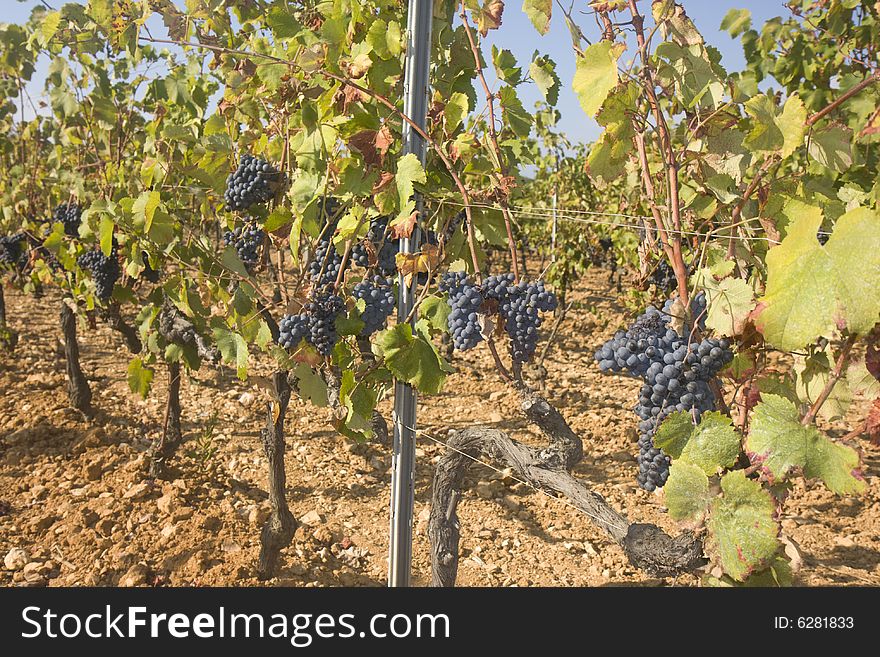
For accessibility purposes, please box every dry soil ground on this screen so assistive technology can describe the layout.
[1,269,878,587]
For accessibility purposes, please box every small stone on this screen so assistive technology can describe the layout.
[834,536,856,548]
[312,527,333,546]
[489,391,504,402]
[156,493,177,515]
[85,463,103,481]
[238,392,255,407]
[120,563,149,587]
[489,412,504,423]
[248,506,270,525]
[299,510,322,526]
[172,508,194,522]
[202,516,222,531]
[221,539,242,553]
[95,518,114,537]
[123,482,150,500]
[4,548,30,571]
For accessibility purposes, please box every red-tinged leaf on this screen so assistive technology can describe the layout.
[867,399,880,445]
[372,171,394,194]
[866,343,880,380]
[375,125,394,157]
[390,210,419,239]
[349,130,382,167]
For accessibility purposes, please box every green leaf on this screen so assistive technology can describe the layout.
[720,8,751,37]
[99,215,115,257]
[573,41,622,118]
[213,328,249,380]
[755,207,835,350]
[808,125,853,172]
[522,0,552,35]
[664,462,711,523]
[655,411,741,475]
[264,206,293,232]
[698,272,755,336]
[824,207,880,336]
[745,394,866,495]
[529,54,559,105]
[757,206,880,349]
[39,11,63,46]
[744,94,783,153]
[221,245,250,278]
[443,92,470,133]
[127,358,153,399]
[292,363,328,407]
[267,7,302,38]
[777,94,807,159]
[132,190,161,234]
[395,153,427,223]
[418,296,451,333]
[708,470,779,581]
[498,86,531,138]
[375,323,447,394]
[491,46,522,85]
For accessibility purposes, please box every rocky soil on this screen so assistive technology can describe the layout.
[1,269,878,587]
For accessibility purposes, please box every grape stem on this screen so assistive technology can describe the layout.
[801,335,857,426]
[458,3,520,283]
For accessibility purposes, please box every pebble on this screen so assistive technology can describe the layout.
[4,548,30,572]
[299,510,322,526]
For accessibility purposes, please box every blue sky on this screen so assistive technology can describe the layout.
[5,1,792,144]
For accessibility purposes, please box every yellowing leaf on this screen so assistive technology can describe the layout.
[573,41,623,118]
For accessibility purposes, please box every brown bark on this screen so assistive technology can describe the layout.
[257,370,296,579]
[60,299,92,415]
[428,390,705,586]
[149,361,182,478]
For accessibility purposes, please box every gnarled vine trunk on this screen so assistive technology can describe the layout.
[257,370,296,580]
[428,387,706,586]
[99,303,142,354]
[0,285,17,351]
[60,299,92,415]
[149,361,182,478]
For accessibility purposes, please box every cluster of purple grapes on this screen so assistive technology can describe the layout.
[351,216,398,276]
[440,272,484,351]
[77,247,120,301]
[223,225,264,272]
[649,260,676,291]
[353,275,395,336]
[0,234,27,269]
[277,289,347,356]
[54,203,82,237]
[224,155,281,211]
[439,272,558,363]
[594,295,732,491]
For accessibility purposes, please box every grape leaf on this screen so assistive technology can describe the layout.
[777,94,807,159]
[573,41,622,117]
[720,8,751,37]
[523,0,552,35]
[754,210,835,350]
[443,92,470,133]
[794,350,852,421]
[395,153,426,224]
[213,327,249,380]
[664,462,711,523]
[655,411,741,475]
[529,54,559,105]
[292,363,328,407]
[418,295,451,333]
[808,124,853,172]
[696,270,754,336]
[708,470,779,581]
[375,323,447,394]
[847,357,880,400]
[824,207,880,336]
[127,357,154,399]
[745,394,866,495]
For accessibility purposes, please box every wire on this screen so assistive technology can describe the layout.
[431,197,833,242]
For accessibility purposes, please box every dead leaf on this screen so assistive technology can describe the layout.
[372,171,395,194]
[477,0,505,36]
[390,210,419,239]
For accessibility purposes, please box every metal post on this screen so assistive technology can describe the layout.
[388,0,432,587]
